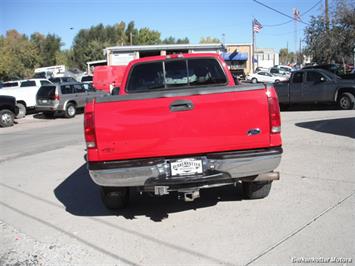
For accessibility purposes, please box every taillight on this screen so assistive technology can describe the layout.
[266,87,281,134]
[50,90,60,100]
[84,111,96,148]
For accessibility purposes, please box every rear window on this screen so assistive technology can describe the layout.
[126,58,227,93]
[81,76,93,82]
[20,80,36,87]
[127,62,164,92]
[37,85,56,98]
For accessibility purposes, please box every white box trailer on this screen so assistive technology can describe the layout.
[34,65,67,79]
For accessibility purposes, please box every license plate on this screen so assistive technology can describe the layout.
[41,100,48,103]
[170,158,203,176]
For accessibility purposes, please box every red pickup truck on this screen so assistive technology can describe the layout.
[84,53,282,209]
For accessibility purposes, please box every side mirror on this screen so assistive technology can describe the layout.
[111,87,120,95]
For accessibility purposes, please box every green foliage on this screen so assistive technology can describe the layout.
[136,27,161,45]
[279,48,297,64]
[162,36,189,44]
[199,36,220,44]
[31,33,62,66]
[0,30,40,80]
[304,0,355,64]
[1,20,193,77]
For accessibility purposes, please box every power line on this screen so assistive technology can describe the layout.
[263,0,322,27]
[263,20,293,27]
[253,0,309,25]
[302,0,322,16]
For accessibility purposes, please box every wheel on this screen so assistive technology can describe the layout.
[16,103,26,119]
[101,187,129,210]
[337,92,355,110]
[275,79,280,83]
[43,112,54,119]
[251,78,257,84]
[242,181,272,199]
[0,109,15,127]
[65,103,76,118]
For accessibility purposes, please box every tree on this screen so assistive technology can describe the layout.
[71,21,163,69]
[30,32,62,66]
[136,27,161,45]
[279,48,289,65]
[125,21,138,45]
[199,36,220,44]
[0,30,40,80]
[162,36,189,44]
[304,0,355,64]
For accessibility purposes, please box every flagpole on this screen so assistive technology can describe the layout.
[252,19,255,73]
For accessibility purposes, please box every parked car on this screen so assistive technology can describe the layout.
[270,67,291,78]
[255,67,269,72]
[274,69,355,110]
[85,53,283,209]
[49,76,77,84]
[246,71,287,83]
[0,95,19,127]
[36,82,106,118]
[0,79,52,117]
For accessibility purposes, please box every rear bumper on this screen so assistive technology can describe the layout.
[88,147,282,188]
[35,106,61,112]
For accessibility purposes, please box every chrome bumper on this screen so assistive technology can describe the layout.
[88,148,282,187]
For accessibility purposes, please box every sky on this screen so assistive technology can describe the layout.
[0,0,327,53]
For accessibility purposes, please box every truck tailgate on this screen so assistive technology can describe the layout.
[93,88,271,161]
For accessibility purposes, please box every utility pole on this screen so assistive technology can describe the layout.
[130,32,133,46]
[325,0,329,31]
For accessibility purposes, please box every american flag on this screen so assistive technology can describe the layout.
[253,19,263,33]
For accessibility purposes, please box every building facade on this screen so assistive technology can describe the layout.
[104,44,226,66]
[254,48,279,69]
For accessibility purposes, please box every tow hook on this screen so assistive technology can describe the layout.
[183,190,200,202]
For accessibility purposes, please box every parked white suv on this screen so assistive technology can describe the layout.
[246,71,288,84]
[0,79,52,117]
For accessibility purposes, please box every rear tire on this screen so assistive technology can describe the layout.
[16,103,26,119]
[101,187,129,210]
[251,78,257,84]
[65,103,76,118]
[337,92,355,110]
[0,109,15,127]
[243,181,272,199]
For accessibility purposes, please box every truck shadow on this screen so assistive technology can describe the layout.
[295,117,355,139]
[54,164,244,222]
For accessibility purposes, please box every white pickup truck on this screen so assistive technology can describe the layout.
[0,79,52,117]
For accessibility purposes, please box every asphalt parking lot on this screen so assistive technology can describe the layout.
[0,109,354,265]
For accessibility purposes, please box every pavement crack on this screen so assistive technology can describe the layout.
[245,191,355,266]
